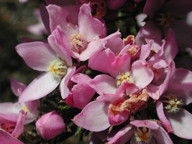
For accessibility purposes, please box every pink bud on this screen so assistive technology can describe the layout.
[36,111,65,140]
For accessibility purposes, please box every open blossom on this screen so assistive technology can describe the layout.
[73,89,149,132]
[0,79,39,143]
[88,31,154,95]
[108,120,173,144]
[16,31,76,102]
[46,3,106,61]
[36,111,65,140]
[138,0,192,49]
[156,68,192,139]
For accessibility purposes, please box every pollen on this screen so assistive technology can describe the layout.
[22,105,30,113]
[116,72,134,87]
[48,59,68,78]
[135,127,152,143]
[71,34,87,53]
[164,97,183,113]
[128,45,140,56]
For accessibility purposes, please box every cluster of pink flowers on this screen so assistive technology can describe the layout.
[1,0,192,143]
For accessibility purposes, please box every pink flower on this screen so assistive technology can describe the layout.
[108,120,173,144]
[36,111,66,140]
[0,79,39,140]
[139,0,192,49]
[46,4,106,61]
[156,68,192,139]
[16,32,76,102]
[73,89,149,132]
[89,32,154,95]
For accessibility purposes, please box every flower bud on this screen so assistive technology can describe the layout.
[36,111,65,140]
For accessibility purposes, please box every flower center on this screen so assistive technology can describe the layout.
[48,59,68,78]
[128,45,140,56]
[109,89,149,115]
[164,97,183,113]
[70,34,88,53]
[116,72,134,87]
[22,105,30,113]
[135,127,152,143]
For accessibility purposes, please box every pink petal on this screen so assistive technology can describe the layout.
[19,72,60,102]
[156,101,173,132]
[71,73,91,83]
[73,101,110,132]
[130,120,159,130]
[132,60,154,89]
[25,100,40,123]
[108,125,134,144]
[16,42,56,71]
[0,130,24,144]
[148,60,175,100]
[139,43,151,60]
[60,67,76,99]
[46,4,68,32]
[153,125,173,144]
[143,0,166,18]
[89,74,117,95]
[78,39,105,61]
[10,78,26,97]
[96,94,122,104]
[104,31,124,54]
[78,4,106,41]
[0,103,22,116]
[168,68,192,105]
[166,108,192,139]
[12,111,26,138]
[65,6,80,25]
[89,48,131,77]
[162,29,178,60]
[108,110,130,126]
[140,21,163,45]
[89,48,116,75]
[48,27,72,66]
[71,83,95,109]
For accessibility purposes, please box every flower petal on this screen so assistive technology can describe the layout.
[168,68,192,105]
[46,4,68,32]
[156,101,173,132]
[108,125,133,144]
[60,67,76,99]
[73,101,110,132]
[79,4,106,41]
[0,130,24,144]
[16,42,56,71]
[153,125,174,144]
[10,78,26,97]
[89,74,117,95]
[166,108,192,139]
[71,83,95,109]
[132,60,154,89]
[19,72,60,102]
